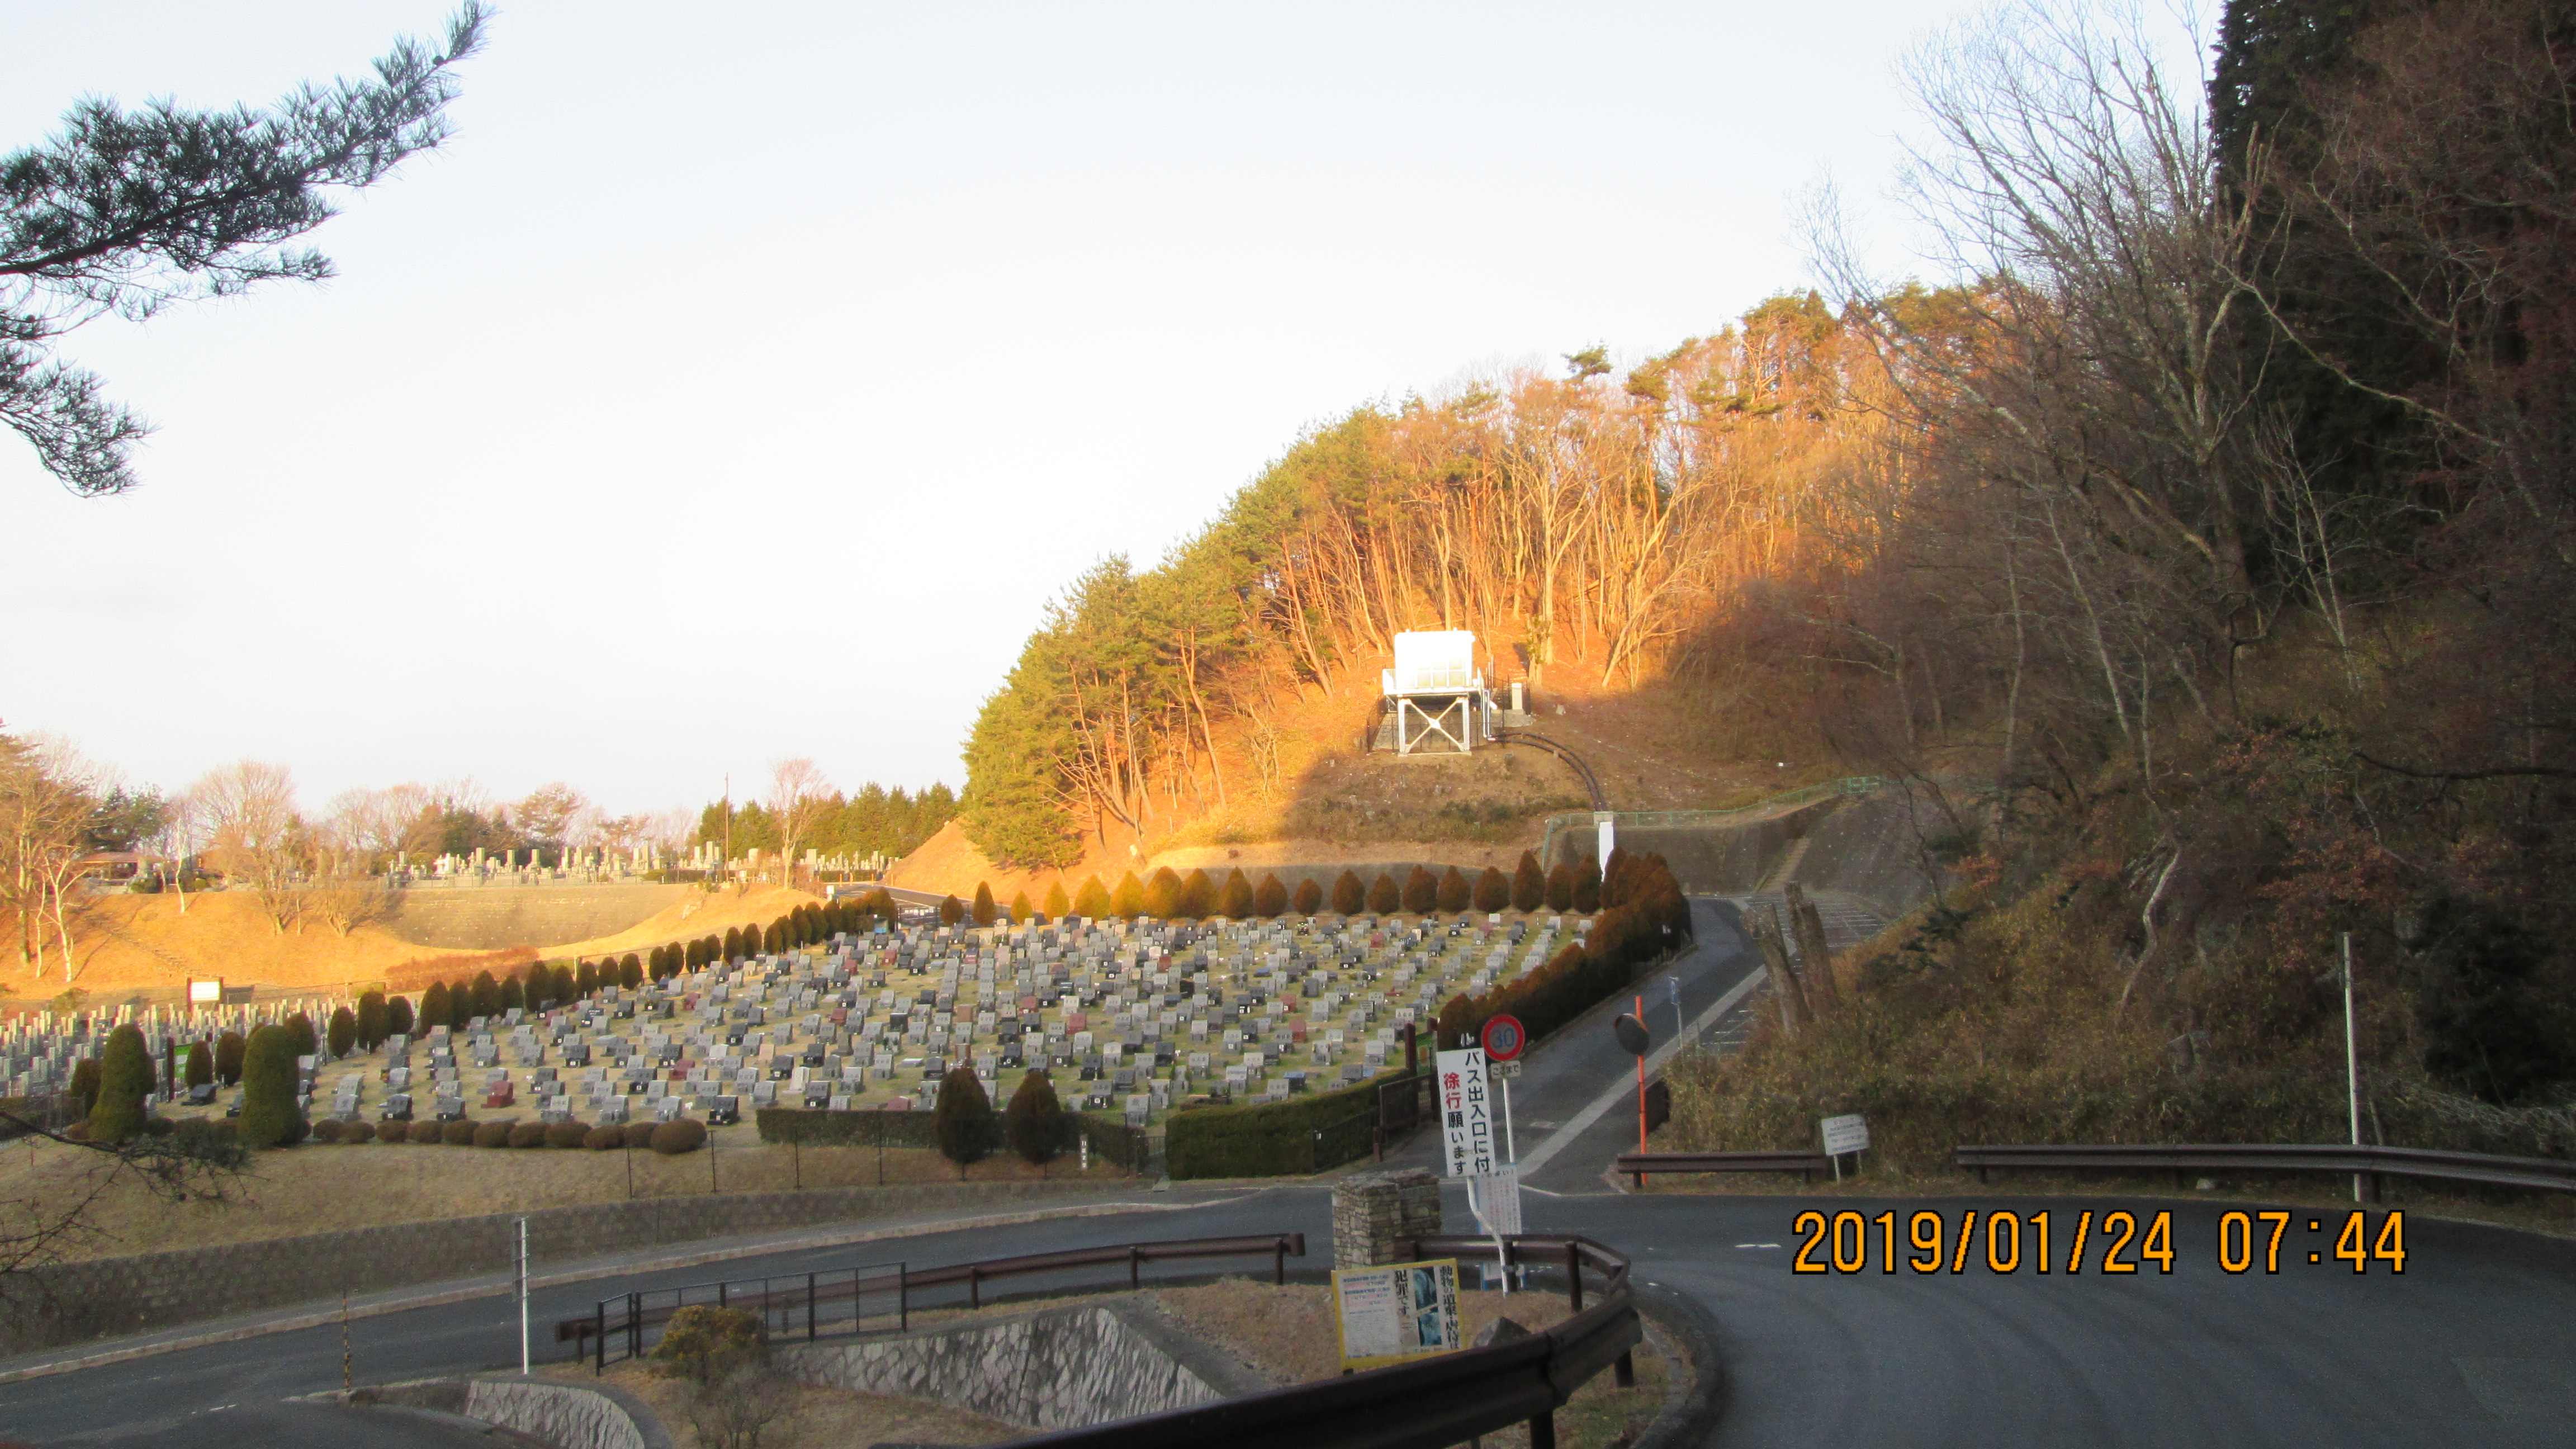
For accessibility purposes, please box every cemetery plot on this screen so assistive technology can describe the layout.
[2,909,1590,1141]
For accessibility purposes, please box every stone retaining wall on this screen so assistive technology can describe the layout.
[465,1374,665,1449]
[0,1180,1101,1355]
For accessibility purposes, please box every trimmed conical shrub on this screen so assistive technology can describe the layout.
[619,953,642,988]
[328,1007,357,1058]
[499,974,524,1013]
[1143,868,1185,918]
[1475,866,1510,912]
[1332,870,1365,916]
[1178,869,1216,918]
[1573,855,1602,913]
[1545,860,1575,911]
[1438,866,1471,913]
[939,894,965,925]
[1003,1069,1063,1166]
[1219,870,1255,919]
[1292,877,1323,915]
[215,1030,247,1086]
[286,1012,319,1058]
[1513,851,1546,911]
[1253,874,1287,917]
[386,998,414,1037]
[238,1024,306,1149]
[357,991,387,1049]
[934,1066,993,1173]
[575,960,599,998]
[88,1024,151,1144]
[68,1058,101,1119]
[1044,880,1072,918]
[471,971,500,1019]
[1009,889,1034,924]
[1111,872,1145,918]
[972,882,997,926]
[1368,872,1401,915]
[183,1039,214,1089]
[1403,865,1438,914]
[1073,877,1109,918]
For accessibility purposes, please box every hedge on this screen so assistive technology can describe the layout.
[756,1105,1141,1163]
[1164,1072,1396,1180]
[1434,854,1693,1052]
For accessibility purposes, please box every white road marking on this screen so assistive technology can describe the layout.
[1514,957,1767,1177]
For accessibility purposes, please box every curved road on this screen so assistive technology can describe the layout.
[8,901,2574,1445]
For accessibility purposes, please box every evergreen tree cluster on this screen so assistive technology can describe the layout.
[1434,850,1692,1052]
[695,783,960,863]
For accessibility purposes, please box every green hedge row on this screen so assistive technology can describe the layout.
[1164,1072,1394,1180]
[1434,850,1693,1052]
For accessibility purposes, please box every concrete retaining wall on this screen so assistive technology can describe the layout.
[465,1375,664,1449]
[0,1180,1101,1355]
[387,884,692,949]
[780,1297,1244,1431]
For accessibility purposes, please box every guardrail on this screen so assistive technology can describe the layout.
[1015,1233,1641,1449]
[1616,1149,1834,1183]
[1958,1143,2576,1203]
[558,1232,1306,1370]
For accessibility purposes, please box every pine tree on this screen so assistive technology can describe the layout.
[1513,850,1546,911]
[1475,866,1510,912]
[1003,1069,1064,1166]
[88,1024,151,1144]
[1074,876,1111,917]
[1292,877,1324,915]
[933,1065,994,1173]
[1438,866,1471,913]
[1218,870,1255,918]
[1332,870,1365,915]
[238,1024,306,1149]
[972,882,998,926]
[327,1007,357,1058]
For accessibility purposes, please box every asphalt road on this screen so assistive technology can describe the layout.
[9,898,2575,1445]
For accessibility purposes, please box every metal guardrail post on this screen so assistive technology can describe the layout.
[1274,1238,1286,1286]
[898,1264,908,1331]
[593,1302,604,1374]
[628,1292,641,1362]
[1531,1409,1557,1448]
[807,1272,817,1340]
[969,1264,981,1310]
[1130,1244,1142,1290]
[1565,1243,1583,1311]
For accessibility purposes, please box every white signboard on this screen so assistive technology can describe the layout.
[1332,1259,1463,1371]
[187,979,222,1005]
[1434,1047,1496,1178]
[1821,1114,1871,1157]
[1467,1162,1523,1238]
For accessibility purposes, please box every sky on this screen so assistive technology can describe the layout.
[0,1,2210,821]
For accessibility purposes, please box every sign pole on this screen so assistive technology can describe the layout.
[2343,932,2361,1203]
[1635,995,1646,1156]
[517,1216,530,1376]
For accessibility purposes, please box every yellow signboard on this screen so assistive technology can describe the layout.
[1330,1258,1463,1371]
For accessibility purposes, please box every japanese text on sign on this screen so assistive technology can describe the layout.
[1436,1046,1493,1178]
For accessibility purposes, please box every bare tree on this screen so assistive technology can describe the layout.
[0,1109,248,1294]
[514,782,592,861]
[188,761,306,932]
[767,760,832,888]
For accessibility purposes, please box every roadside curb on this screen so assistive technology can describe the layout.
[1631,1278,1727,1449]
[0,1195,1229,1386]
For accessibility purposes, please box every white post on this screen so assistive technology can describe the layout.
[2343,933,2361,1203]
[517,1216,530,1375]
[1502,1075,1516,1164]
[1594,812,1615,879]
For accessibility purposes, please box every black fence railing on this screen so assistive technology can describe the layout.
[1014,1233,1641,1449]
[559,1232,1308,1370]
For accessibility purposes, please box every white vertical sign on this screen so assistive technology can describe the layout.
[1435,1046,1495,1178]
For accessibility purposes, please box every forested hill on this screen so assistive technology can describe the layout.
[962,0,2576,1144]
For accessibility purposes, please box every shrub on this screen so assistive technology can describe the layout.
[1434,855,1693,1055]
[1571,855,1601,913]
[546,1120,590,1148]
[1368,872,1401,915]
[576,960,600,998]
[284,1012,318,1058]
[239,1025,306,1149]
[357,991,387,1049]
[1293,878,1323,915]
[89,1025,150,1144]
[67,1059,100,1119]
[651,1119,708,1154]
[1513,851,1546,911]
[651,1304,766,1385]
[1403,865,1438,914]
[1475,866,1510,913]
[1544,861,1574,911]
[1179,869,1217,918]
[1008,889,1033,925]
[499,974,524,1014]
[939,894,965,926]
[1332,871,1365,915]
[933,1066,993,1169]
[763,918,787,953]
[1044,881,1072,918]
[1438,866,1471,913]
[1166,1073,1392,1178]
[447,979,473,1030]
[472,1120,513,1148]
[620,954,642,989]
[508,1121,547,1148]
[419,983,450,1034]
[1142,868,1184,918]
[1003,1069,1064,1165]
[585,1124,624,1150]
[184,1039,214,1089]
[327,1007,357,1059]
[1111,872,1145,918]
[1217,870,1254,920]
[972,882,997,926]
[400,1119,438,1143]
[553,963,576,1003]
[214,1030,245,1086]
[311,1118,345,1144]
[345,1119,378,1143]
[1073,876,1110,917]
[1251,874,1286,917]
[387,996,414,1037]
[442,1119,478,1145]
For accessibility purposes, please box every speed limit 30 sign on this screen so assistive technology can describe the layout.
[1480,1014,1527,1062]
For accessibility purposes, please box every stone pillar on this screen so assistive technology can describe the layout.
[1332,1167,1444,1268]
